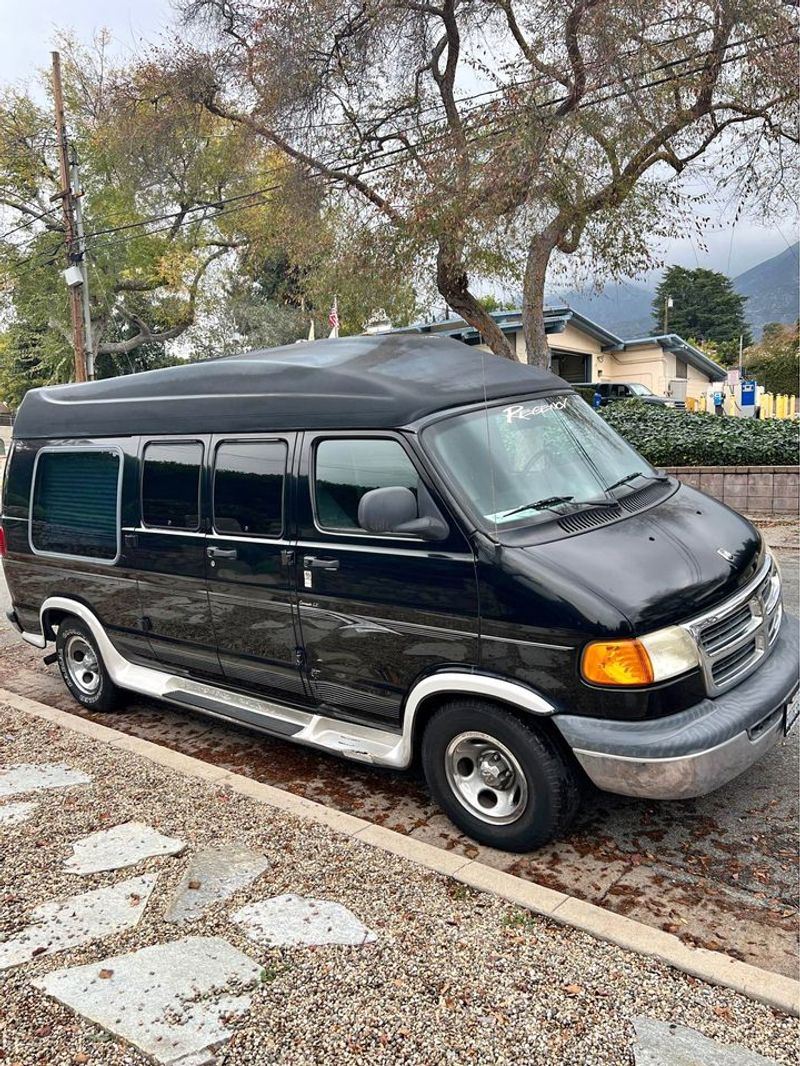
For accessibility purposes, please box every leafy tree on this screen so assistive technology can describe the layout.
[171,0,797,365]
[0,35,413,404]
[479,295,516,313]
[652,266,751,361]
[743,321,799,394]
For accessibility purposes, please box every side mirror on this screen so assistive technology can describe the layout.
[358,487,448,541]
[394,515,450,541]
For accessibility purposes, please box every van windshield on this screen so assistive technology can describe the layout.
[423,393,655,529]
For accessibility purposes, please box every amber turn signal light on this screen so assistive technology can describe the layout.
[581,639,655,686]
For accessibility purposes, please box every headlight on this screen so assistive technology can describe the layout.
[582,625,699,686]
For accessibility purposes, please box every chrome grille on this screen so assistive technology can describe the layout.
[686,557,783,696]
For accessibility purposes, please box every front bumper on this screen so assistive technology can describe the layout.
[553,612,799,800]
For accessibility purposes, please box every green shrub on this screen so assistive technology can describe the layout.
[573,385,596,406]
[598,399,799,467]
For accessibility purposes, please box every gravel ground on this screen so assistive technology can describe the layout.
[1,705,797,1066]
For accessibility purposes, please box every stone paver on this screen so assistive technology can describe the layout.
[633,1017,782,1065]
[233,893,377,948]
[0,874,156,970]
[165,844,269,924]
[34,936,262,1066]
[64,820,186,874]
[0,799,37,825]
[0,762,91,797]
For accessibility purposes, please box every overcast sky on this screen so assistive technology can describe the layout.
[2,0,796,283]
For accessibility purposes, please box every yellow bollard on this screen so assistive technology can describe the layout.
[791,396,797,419]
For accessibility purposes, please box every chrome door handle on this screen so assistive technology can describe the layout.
[303,555,339,571]
[207,546,238,560]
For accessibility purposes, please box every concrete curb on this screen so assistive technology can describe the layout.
[3,686,798,1017]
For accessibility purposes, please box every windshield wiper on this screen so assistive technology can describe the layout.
[501,495,574,518]
[603,470,668,494]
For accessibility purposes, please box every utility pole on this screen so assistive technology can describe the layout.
[51,51,88,383]
[69,147,94,379]
[663,294,673,334]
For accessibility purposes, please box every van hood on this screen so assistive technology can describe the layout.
[514,483,764,634]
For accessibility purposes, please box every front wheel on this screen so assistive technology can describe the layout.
[56,617,120,713]
[421,700,580,851]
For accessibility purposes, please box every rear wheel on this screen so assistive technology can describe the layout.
[421,700,580,851]
[56,618,120,713]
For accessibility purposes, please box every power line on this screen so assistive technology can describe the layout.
[8,31,793,279]
[83,32,790,253]
[81,26,733,244]
[0,206,61,242]
[190,17,721,140]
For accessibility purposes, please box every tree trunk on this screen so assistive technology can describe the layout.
[436,242,515,360]
[522,233,558,368]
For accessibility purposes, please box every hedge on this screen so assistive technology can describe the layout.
[597,400,799,467]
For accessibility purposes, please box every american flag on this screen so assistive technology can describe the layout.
[328,297,340,337]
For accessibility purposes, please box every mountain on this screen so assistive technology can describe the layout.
[732,241,799,338]
[545,280,653,338]
[545,242,799,341]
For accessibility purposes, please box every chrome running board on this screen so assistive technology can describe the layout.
[162,675,405,766]
[34,596,556,772]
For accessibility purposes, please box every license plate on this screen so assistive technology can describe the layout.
[785,701,800,736]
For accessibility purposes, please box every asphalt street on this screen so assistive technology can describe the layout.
[0,520,797,977]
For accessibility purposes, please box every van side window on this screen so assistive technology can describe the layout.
[213,441,286,536]
[31,449,120,560]
[314,438,419,532]
[142,442,202,530]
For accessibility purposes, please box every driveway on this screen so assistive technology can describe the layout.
[0,525,796,978]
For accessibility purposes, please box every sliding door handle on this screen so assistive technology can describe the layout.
[303,555,339,571]
[207,546,238,560]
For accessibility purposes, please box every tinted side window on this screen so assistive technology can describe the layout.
[315,438,419,531]
[142,442,202,530]
[213,441,287,536]
[31,449,120,560]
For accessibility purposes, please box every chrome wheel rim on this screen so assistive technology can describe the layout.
[444,731,529,825]
[64,634,101,696]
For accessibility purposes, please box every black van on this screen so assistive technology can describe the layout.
[2,336,797,850]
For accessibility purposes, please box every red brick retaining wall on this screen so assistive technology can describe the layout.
[664,465,799,514]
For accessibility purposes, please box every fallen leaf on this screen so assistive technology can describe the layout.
[565,984,583,996]
[713,1006,734,1022]
[34,1026,51,1038]
[74,1055,89,1064]
[188,880,202,891]
[129,894,141,906]
[98,969,114,980]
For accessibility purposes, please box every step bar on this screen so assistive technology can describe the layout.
[27,596,555,771]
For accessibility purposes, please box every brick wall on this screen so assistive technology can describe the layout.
[664,465,799,514]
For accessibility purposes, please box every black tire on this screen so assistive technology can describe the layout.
[56,617,120,713]
[421,700,580,851]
